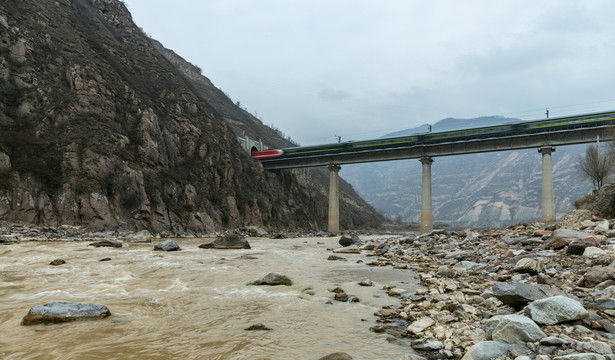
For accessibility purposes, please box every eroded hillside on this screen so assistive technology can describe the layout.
[0,0,382,232]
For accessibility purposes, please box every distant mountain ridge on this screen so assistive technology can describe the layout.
[384,115,522,137]
[341,116,592,227]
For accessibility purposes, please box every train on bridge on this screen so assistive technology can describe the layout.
[252,110,615,160]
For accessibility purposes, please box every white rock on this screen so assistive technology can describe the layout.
[407,317,435,335]
[583,246,606,257]
[461,341,510,360]
[484,314,546,344]
[553,354,606,360]
[525,296,589,325]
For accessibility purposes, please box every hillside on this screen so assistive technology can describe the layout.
[341,116,593,227]
[0,0,383,232]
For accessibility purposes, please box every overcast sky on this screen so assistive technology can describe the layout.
[122,0,615,145]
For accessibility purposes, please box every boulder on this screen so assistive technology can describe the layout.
[553,354,606,360]
[484,314,546,344]
[126,230,152,243]
[248,273,292,286]
[460,341,510,360]
[22,301,111,325]
[525,296,589,325]
[411,340,443,351]
[244,323,272,331]
[584,247,606,257]
[407,317,435,335]
[243,226,268,237]
[49,259,66,265]
[492,282,575,310]
[567,239,599,255]
[153,239,180,251]
[319,353,353,360]
[575,341,613,355]
[339,233,361,247]
[88,239,122,248]
[595,220,611,234]
[514,258,545,275]
[579,266,615,287]
[199,234,250,249]
[542,229,591,250]
[332,245,360,254]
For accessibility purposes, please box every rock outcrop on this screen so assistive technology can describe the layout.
[22,301,111,325]
[0,0,383,233]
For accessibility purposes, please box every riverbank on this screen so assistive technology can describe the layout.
[3,209,615,359]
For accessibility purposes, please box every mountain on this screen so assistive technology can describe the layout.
[341,116,593,227]
[0,0,382,232]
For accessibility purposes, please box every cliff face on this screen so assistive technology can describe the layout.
[0,0,382,232]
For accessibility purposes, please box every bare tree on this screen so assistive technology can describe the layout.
[578,143,615,190]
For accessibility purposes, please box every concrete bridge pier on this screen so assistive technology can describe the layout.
[420,157,434,233]
[328,164,341,233]
[539,146,556,222]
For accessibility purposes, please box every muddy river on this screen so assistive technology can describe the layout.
[0,235,420,359]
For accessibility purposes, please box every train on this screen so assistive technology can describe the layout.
[251,110,615,160]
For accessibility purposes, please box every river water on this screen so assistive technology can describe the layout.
[0,235,419,360]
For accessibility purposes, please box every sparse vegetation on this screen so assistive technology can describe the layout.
[578,143,614,191]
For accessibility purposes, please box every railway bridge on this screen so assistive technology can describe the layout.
[255,111,615,233]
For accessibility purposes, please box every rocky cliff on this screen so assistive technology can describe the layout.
[0,0,382,232]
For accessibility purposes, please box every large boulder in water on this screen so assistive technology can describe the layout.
[199,234,250,249]
[339,233,361,247]
[154,239,180,251]
[248,273,292,286]
[22,301,111,325]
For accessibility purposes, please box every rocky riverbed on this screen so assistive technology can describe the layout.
[356,209,615,360]
[3,208,615,360]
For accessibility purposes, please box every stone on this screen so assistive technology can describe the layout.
[484,314,546,344]
[567,239,599,255]
[514,258,545,275]
[579,266,615,287]
[244,323,272,331]
[328,255,345,261]
[412,340,443,351]
[319,353,353,360]
[552,354,606,360]
[540,336,569,346]
[453,261,487,272]
[154,239,180,251]
[22,301,111,325]
[492,282,575,310]
[575,341,613,355]
[339,233,361,247]
[586,298,615,310]
[88,239,122,248]
[199,234,250,249]
[244,226,268,237]
[407,317,435,335]
[50,259,66,265]
[332,245,360,254]
[248,273,292,286]
[596,220,611,233]
[461,341,510,360]
[584,247,606,257]
[525,296,589,325]
[126,230,152,243]
[543,229,591,250]
[358,279,373,286]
